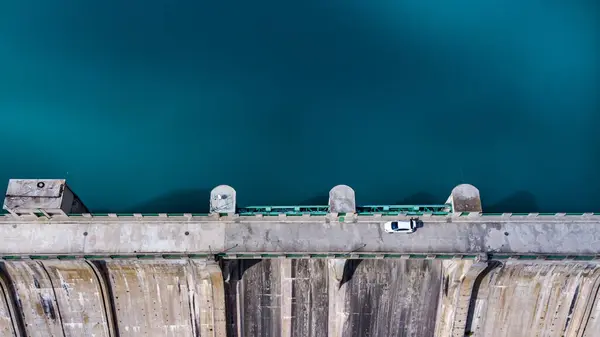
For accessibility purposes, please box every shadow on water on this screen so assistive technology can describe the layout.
[485,191,540,213]
[299,194,329,206]
[339,259,363,289]
[111,191,332,213]
[122,188,213,213]
[395,192,439,205]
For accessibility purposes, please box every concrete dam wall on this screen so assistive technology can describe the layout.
[3,180,600,336]
[1,258,599,337]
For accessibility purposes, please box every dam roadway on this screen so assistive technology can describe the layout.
[1,180,600,336]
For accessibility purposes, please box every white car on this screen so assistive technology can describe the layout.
[383,219,417,233]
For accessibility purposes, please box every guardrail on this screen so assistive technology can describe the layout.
[1,204,455,217]
[237,205,329,216]
[1,253,598,261]
[3,211,600,219]
[237,204,453,216]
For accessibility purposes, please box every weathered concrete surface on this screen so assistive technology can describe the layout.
[0,260,226,337]
[4,216,600,255]
[581,290,600,337]
[469,262,600,337]
[1,260,112,337]
[0,275,18,337]
[1,259,600,336]
[224,220,600,255]
[447,184,482,213]
[434,259,493,337]
[0,221,226,255]
[338,259,441,337]
[104,260,226,337]
[329,185,356,214]
[3,179,88,216]
[435,260,474,336]
[222,259,441,337]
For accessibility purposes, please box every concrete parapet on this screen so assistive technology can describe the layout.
[447,184,482,213]
[328,185,356,214]
[328,259,348,337]
[3,179,88,217]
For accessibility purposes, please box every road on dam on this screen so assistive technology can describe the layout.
[3,215,600,256]
[1,258,600,337]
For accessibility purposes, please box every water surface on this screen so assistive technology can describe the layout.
[0,1,598,212]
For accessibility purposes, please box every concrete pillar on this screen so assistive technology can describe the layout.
[435,260,472,336]
[209,185,236,214]
[3,179,88,217]
[328,259,349,337]
[280,259,293,337]
[328,185,356,214]
[450,259,491,336]
[447,184,482,213]
[202,262,227,337]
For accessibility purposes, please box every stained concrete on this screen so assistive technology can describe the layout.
[104,260,225,337]
[0,260,225,337]
[0,260,111,337]
[0,275,18,337]
[1,259,600,336]
[222,259,441,337]
[469,262,600,337]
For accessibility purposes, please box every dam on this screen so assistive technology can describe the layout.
[1,179,600,336]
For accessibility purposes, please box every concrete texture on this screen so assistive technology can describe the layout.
[329,185,356,214]
[448,184,482,213]
[0,275,18,337]
[0,260,226,337]
[4,180,600,336]
[104,260,226,337]
[469,262,600,337]
[435,260,475,336]
[4,215,600,255]
[222,259,441,337]
[3,179,88,216]
[0,259,599,336]
[1,260,112,337]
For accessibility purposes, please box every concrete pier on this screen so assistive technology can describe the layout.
[447,183,482,213]
[2,179,600,336]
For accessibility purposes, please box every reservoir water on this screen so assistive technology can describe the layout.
[0,1,598,213]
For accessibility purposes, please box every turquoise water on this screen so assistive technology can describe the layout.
[0,1,598,213]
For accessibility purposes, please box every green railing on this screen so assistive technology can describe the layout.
[236,204,453,216]
[358,204,451,213]
[5,207,600,218]
[237,205,329,216]
[356,204,451,216]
